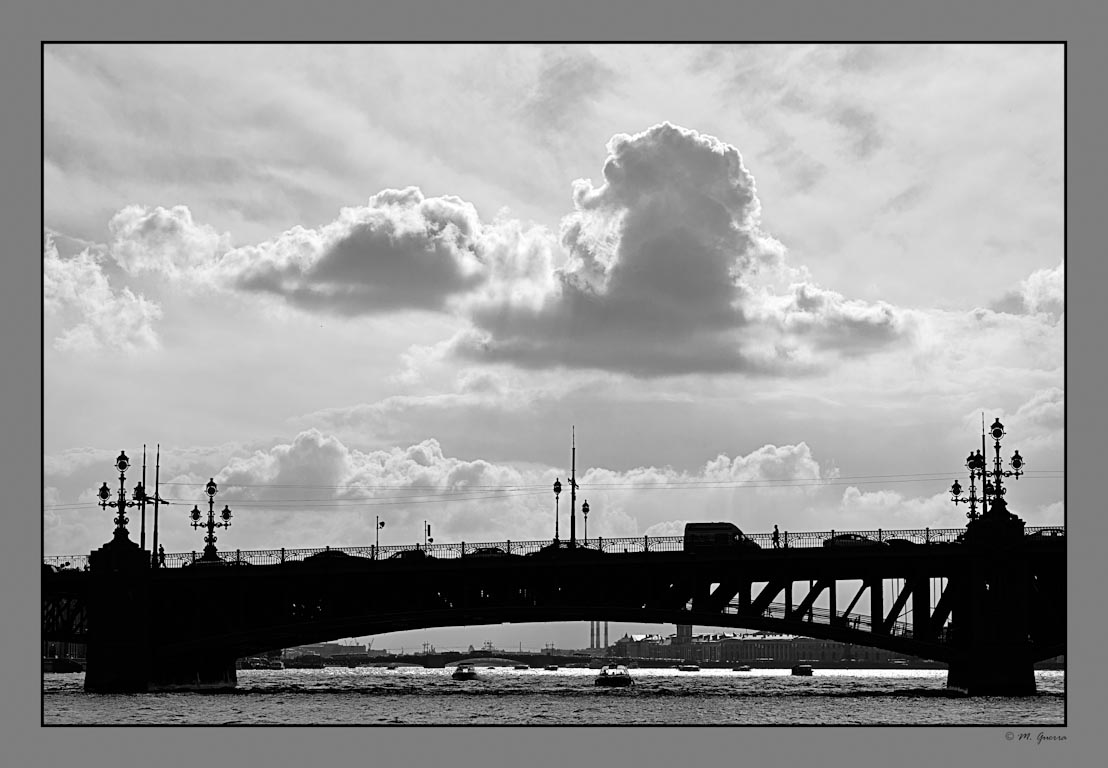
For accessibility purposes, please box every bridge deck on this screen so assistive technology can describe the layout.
[44,525,1063,570]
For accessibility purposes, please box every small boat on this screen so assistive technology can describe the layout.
[452,663,477,680]
[266,660,284,670]
[386,664,399,670]
[791,664,813,676]
[594,665,633,687]
[676,664,700,672]
[543,664,559,671]
[513,664,530,670]
[732,665,752,672]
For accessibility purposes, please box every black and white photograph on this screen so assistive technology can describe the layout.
[42,43,1064,726]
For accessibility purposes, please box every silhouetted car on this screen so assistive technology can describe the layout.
[467,547,508,558]
[1029,528,1065,538]
[823,534,885,548]
[526,541,605,558]
[301,549,370,564]
[683,522,761,552]
[389,548,433,560]
[883,538,916,547]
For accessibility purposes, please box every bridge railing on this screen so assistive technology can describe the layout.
[43,526,1062,570]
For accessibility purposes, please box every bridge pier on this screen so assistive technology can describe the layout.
[84,536,239,692]
[945,509,1037,696]
[83,537,152,693]
[947,642,1036,696]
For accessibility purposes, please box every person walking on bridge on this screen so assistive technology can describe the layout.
[772,525,780,549]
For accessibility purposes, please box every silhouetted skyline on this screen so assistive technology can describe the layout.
[43,43,1063,650]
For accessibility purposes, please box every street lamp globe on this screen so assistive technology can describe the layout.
[990,418,1005,441]
[115,451,130,473]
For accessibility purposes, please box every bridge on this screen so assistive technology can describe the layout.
[42,418,1065,697]
[43,520,1064,696]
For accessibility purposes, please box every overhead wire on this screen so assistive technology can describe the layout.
[41,469,1065,512]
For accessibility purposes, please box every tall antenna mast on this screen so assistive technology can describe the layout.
[140,444,147,550]
[152,444,161,567]
[570,426,577,547]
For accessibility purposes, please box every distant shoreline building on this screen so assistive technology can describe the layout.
[613,630,916,664]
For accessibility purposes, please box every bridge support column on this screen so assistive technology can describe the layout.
[947,642,1035,696]
[84,538,152,693]
[84,537,238,692]
[946,513,1036,696]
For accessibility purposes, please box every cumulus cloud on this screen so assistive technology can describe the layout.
[836,487,957,529]
[218,188,552,316]
[749,282,909,358]
[990,262,1064,320]
[109,204,230,279]
[43,235,162,352]
[44,428,848,554]
[957,387,1064,462]
[70,124,914,376]
[1012,386,1063,433]
[454,123,911,376]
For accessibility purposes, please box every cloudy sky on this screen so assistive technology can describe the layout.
[43,43,1064,651]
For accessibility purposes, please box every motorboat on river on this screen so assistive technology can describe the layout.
[451,663,477,680]
[676,664,700,672]
[594,666,633,687]
[791,664,813,676]
[732,665,752,672]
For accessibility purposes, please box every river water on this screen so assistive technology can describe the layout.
[43,667,1064,725]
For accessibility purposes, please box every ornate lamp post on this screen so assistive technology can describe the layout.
[950,449,987,521]
[375,516,385,559]
[982,418,1024,519]
[189,477,232,563]
[950,417,1026,529]
[553,478,562,541]
[97,450,139,544]
[582,500,589,545]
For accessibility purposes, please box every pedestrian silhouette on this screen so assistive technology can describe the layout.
[772,525,780,549]
[158,544,166,568]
